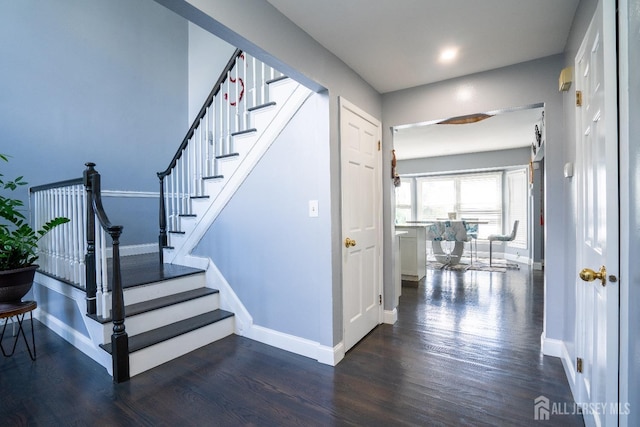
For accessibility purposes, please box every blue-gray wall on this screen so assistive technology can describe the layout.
[0,0,189,244]
[194,93,333,344]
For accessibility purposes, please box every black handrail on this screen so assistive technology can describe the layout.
[157,48,242,180]
[84,162,129,383]
[157,48,243,263]
[29,178,84,193]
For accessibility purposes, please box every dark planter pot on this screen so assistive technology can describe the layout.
[0,265,38,303]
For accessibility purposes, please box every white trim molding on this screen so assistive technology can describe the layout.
[102,190,159,198]
[540,333,564,358]
[384,308,398,324]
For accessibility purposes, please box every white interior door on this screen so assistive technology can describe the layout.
[575,1,619,426]
[340,98,382,352]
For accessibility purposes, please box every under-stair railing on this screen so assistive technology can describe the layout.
[31,176,118,319]
[157,49,285,262]
[84,162,129,383]
[30,178,86,287]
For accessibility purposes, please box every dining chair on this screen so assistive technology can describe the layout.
[487,220,519,266]
[462,219,479,264]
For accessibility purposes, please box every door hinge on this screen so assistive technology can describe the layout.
[377,140,381,151]
[379,294,382,305]
[576,90,582,107]
[577,357,583,373]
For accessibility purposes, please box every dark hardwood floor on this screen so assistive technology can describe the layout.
[1,266,583,426]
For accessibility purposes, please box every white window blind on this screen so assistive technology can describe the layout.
[506,169,528,248]
[416,172,502,237]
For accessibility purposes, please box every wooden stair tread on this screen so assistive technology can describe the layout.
[90,288,219,323]
[108,254,205,288]
[248,101,276,112]
[100,309,234,354]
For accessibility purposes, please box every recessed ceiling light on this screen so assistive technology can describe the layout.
[439,47,458,63]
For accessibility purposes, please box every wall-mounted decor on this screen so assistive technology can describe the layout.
[392,149,401,187]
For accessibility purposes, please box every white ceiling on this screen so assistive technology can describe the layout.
[265,0,578,159]
[265,0,580,94]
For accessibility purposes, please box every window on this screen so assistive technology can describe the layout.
[416,172,502,237]
[395,179,413,223]
[506,169,528,248]
[395,170,529,244]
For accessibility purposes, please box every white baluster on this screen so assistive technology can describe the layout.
[205,106,212,177]
[251,55,257,108]
[218,86,224,163]
[242,53,248,129]
[80,185,87,289]
[260,61,266,105]
[234,56,239,134]
[64,186,72,280]
[226,73,231,154]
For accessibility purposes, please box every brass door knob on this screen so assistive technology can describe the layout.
[345,238,357,248]
[579,265,606,286]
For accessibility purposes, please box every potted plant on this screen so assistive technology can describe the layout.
[0,154,70,302]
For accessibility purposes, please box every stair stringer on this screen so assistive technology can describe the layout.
[177,255,253,335]
[165,83,312,264]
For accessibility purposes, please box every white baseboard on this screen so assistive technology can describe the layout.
[384,308,398,324]
[541,334,580,403]
[541,333,564,357]
[244,323,343,366]
[559,341,579,402]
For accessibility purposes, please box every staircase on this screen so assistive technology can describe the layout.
[160,74,312,265]
[100,51,310,377]
[91,254,233,377]
[31,50,312,380]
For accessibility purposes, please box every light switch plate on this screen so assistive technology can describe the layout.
[309,200,318,217]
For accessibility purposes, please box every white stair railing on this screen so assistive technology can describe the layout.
[31,179,86,288]
[158,50,285,260]
[31,176,126,319]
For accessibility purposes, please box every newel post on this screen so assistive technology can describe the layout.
[83,163,97,315]
[109,225,129,383]
[158,173,167,264]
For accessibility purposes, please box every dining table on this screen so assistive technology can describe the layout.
[401,220,488,266]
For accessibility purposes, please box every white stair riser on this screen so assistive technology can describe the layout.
[268,79,299,106]
[167,232,186,249]
[250,105,279,132]
[102,293,221,339]
[129,316,234,377]
[216,156,240,180]
[232,133,258,159]
[202,179,224,199]
[124,274,206,305]
[177,215,197,232]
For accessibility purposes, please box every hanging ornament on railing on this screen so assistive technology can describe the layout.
[224,76,245,106]
[224,53,246,106]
